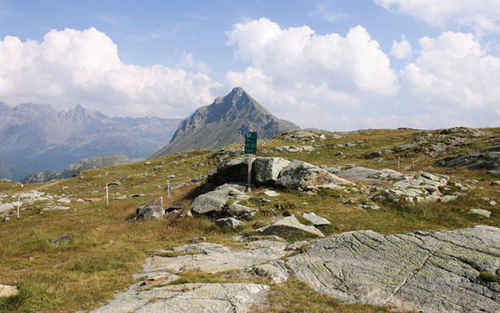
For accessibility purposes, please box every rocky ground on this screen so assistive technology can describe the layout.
[89,225,500,313]
[0,127,499,313]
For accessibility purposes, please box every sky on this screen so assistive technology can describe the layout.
[1,0,500,130]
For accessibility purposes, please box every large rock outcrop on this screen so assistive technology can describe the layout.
[208,157,353,190]
[92,240,290,313]
[434,152,500,174]
[287,225,500,313]
[152,87,298,156]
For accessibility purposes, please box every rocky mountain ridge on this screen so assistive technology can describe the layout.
[153,87,298,157]
[0,103,180,180]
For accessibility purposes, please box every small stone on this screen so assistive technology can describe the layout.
[491,181,500,185]
[190,236,207,243]
[263,190,280,197]
[440,195,458,203]
[0,284,19,298]
[42,206,70,212]
[167,175,176,179]
[469,209,491,218]
[57,198,71,204]
[489,200,497,206]
[50,234,73,245]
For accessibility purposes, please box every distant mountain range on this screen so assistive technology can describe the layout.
[0,103,180,181]
[153,87,299,157]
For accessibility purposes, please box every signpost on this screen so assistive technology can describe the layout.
[244,132,257,191]
[244,132,257,154]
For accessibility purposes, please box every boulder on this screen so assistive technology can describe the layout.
[136,200,164,220]
[224,203,255,220]
[258,215,324,238]
[302,212,331,226]
[287,226,500,313]
[209,157,252,185]
[277,161,352,190]
[253,157,290,184]
[216,217,244,229]
[191,190,229,215]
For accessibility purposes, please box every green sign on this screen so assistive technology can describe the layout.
[244,131,257,154]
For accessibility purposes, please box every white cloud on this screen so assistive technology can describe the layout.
[178,52,212,74]
[0,27,221,117]
[226,18,398,129]
[309,3,348,23]
[402,31,500,119]
[375,0,500,35]
[391,35,412,59]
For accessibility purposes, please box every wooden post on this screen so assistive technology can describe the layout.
[397,156,401,170]
[105,185,109,208]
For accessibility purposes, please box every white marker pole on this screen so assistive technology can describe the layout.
[160,196,163,210]
[167,180,170,198]
[105,185,109,208]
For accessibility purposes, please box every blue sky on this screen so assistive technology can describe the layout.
[0,0,499,130]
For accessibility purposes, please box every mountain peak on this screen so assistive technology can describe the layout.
[229,87,246,96]
[152,88,299,156]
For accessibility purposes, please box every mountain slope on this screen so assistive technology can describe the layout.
[22,155,143,183]
[0,160,12,179]
[153,87,298,157]
[0,103,181,180]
